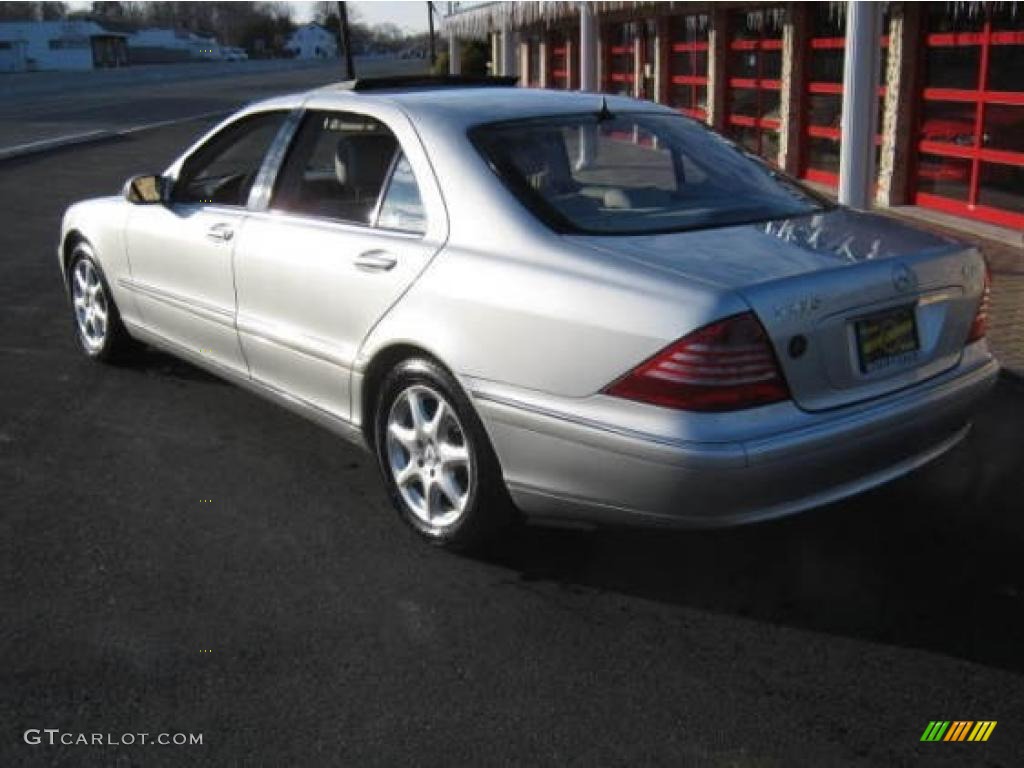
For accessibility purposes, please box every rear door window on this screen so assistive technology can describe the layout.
[271,111,424,230]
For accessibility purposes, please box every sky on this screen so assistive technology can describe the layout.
[60,1,440,34]
[295,1,434,33]
[350,1,433,33]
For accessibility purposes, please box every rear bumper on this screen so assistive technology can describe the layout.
[471,348,999,528]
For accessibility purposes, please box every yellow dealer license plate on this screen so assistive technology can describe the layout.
[855,305,920,373]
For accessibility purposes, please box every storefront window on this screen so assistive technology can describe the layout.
[978,163,1024,214]
[547,29,576,90]
[914,1,1024,229]
[800,2,888,187]
[724,7,785,164]
[666,13,709,121]
[983,104,1024,154]
[603,22,636,97]
[916,153,972,201]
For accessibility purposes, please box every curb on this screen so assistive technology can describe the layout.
[0,130,113,161]
[0,110,228,163]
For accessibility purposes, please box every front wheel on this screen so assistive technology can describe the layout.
[374,358,514,551]
[67,244,134,362]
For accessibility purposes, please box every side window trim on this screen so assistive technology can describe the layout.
[248,108,306,211]
[374,151,429,235]
[369,149,404,228]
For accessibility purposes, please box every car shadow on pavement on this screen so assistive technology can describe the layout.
[483,375,1024,674]
[130,346,226,385]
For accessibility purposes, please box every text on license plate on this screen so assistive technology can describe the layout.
[854,305,920,373]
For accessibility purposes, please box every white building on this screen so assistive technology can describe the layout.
[128,27,223,64]
[183,32,221,61]
[284,24,337,60]
[0,20,127,71]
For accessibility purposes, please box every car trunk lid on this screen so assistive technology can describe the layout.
[569,208,987,411]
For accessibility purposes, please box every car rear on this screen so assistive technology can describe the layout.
[541,217,999,526]
[462,102,998,527]
[480,300,997,528]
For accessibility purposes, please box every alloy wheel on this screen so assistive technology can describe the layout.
[72,257,108,353]
[385,384,472,528]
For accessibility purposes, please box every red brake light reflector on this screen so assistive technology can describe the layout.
[966,264,991,344]
[604,312,790,412]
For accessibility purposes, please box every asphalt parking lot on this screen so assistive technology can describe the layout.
[2,116,1023,766]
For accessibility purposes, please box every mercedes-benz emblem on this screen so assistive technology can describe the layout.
[892,264,916,294]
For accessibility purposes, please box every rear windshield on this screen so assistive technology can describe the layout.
[470,112,828,235]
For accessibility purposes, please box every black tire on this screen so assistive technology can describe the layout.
[67,243,135,363]
[374,357,515,551]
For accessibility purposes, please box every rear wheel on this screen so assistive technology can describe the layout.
[68,243,134,362]
[374,358,514,551]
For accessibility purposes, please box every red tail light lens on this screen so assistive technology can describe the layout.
[966,265,991,344]
[604,312,790,412]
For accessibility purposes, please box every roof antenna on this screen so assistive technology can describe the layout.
[596,95,615,122]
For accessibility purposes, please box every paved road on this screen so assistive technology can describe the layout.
[1,123,1023,766]
[0,57,423,151]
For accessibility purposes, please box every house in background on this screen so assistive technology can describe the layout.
[188,33,222,61]
[284,23,337,59]
[127,27,190,63]
[128,27,223,64]
[0,20,128,70]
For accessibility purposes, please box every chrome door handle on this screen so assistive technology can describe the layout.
[206,223,234,243]
[354,249,397,272]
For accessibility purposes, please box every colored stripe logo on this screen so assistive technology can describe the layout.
[920,721,997,742]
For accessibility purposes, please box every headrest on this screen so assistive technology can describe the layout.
[506,131,572,192]
[334,133,398,192]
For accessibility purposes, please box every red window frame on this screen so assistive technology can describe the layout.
[547,28,576,90]
[602,21,636,96]
[913,10,1024,230]
[800,9,888,187]
[724,8,784,163]
[665,13,710,121]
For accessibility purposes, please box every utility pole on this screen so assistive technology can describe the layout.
[337,1,354,79]
[427,1,436,67]
[447,1,460,75]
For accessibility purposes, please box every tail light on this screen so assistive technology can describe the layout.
[603,312,790,412]
[966,264,991,344]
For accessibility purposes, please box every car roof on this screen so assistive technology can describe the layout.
[245,84,672,130]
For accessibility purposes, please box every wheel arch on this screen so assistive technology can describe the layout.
[358,342,467,449]
[61,230,89,283]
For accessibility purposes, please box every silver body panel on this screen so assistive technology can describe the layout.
[59,86,999,528]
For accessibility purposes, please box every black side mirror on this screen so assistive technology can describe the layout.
[123,174,165,205]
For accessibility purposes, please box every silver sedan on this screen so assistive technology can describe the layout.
[58,79,999,550]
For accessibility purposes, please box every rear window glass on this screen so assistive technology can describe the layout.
[470,112,826,235]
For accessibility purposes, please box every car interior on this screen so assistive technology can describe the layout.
[173,111,288,207]
[496,125,685,221]
[272,114,400,224]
